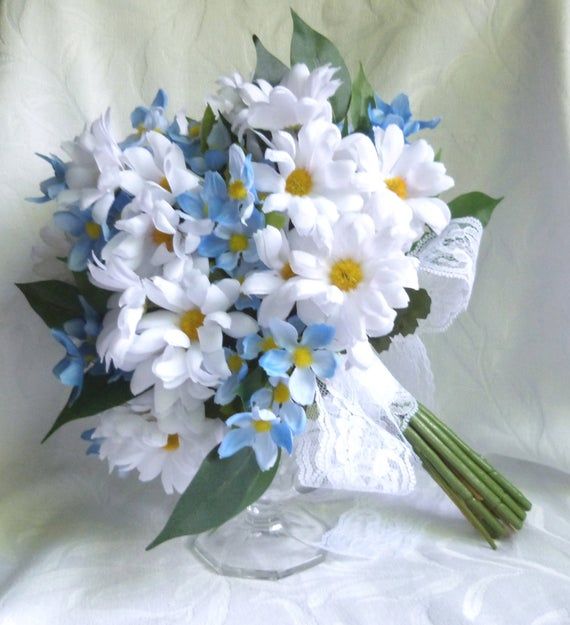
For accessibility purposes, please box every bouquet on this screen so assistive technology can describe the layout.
[20,11,531,555]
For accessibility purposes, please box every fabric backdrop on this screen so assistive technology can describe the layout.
[1,1,569,623]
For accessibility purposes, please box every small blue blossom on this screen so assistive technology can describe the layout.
[177,170,227,220]
[121,89,170,147]
[214,349,248,406]
[27,153,67,203]
[227,144,258,221]
[198,209,264,271]
[250,376,306,436]
[238,327,279,360]
[218,405,293,470]
[368,93,440,139]
[51,297,104,402]
[51,328,85,402]
[53,205,107,271]
[259,320,337,405]
[81,428,102,456]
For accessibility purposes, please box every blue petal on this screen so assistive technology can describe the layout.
[198,234,227,258]
[390,93,412,120]
[225,411,254,427]
[214,375,240,405]
[130,106,147,129]
[269,319,298,349]
[259,349,292,376]
[270,421,293,454]
[279,402,306,436]
[288,367,316,405]
[218,428,255,458]
[311,350,337,379]
[67,236,93,272]
[250,387,272,409]
[177,191,205,218]
[151,88,168,108]
[53,211,84,236]
[53,357,84,388]
[216,251,238,272]
[238,333,262,360]
[63,318,86,340]
[301,324,335,349]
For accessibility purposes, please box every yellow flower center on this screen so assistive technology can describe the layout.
[260,336,278,352]
[85,221,102,240]
[189,124,201,138]
[252,420,272,433]
[273,382,290,404]
[162,433,180,451]
[179,308,206,341]
[229,233,249,253]
[151,228,174,252]
[159,176,172,192]
[285,168,313,196]
[228,179,248,201]
[330,258,364,292]
[293,346,313,368]
[228,354,243,374]
[385,176,408,199]
[280,262,295,280]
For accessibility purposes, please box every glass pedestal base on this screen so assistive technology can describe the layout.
[191,505,326,580]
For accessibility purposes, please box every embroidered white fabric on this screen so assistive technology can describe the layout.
[414,217,484,333]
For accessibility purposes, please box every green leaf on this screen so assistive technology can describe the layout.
[252,35,288,85]
[370,288,432,353]
[265,210,288,230]
[290,10,351,122]
[448,192,502,227]
[72,272,110,315]
[147,446,280,549]
[200,105,216,153]
[42,376,134,442]
[434,148,443,162]
[236,366,267,409]
[349,62,375,133]
[17,280,83,328]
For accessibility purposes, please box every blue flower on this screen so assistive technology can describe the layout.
[121,89,170,148]
[238,327,279,360]
[27,153,67,203]
[198,209,264,271]
[368,93,440,138]
[214,349,248,406]
[177,170,227,220]
[81,428,102,456]
[227,144,258,221]
[51,328,85,403]
[259,320,337,405]
[250,376,306,436]
[53,205,107,271]
[51,297,104,402]
[218,405,293,470]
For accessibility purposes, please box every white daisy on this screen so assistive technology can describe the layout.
[252,119,371,245]
[129,270,257,392]
[374,124,454,237]
[120,131,201,201]
[287,213,419,362]
[94,406,217,494]
[101,189,212,275]
[58,109,123,225]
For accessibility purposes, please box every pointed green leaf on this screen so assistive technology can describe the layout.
[17,280,83,328]
[72,271,110,315]
[253,34,288,85]
[42,376,133,442]
[349,62,375,133]
[434,148,443,162]
[370,288,432,353]
[290,10,351,122]
[147,446,279,549]
[200,105,216,153]
[448,192,502,227]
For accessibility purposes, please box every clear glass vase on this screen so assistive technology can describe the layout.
[191,455,326,579]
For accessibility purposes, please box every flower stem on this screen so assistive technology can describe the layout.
[403,404,532,547]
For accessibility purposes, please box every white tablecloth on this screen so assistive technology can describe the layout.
[1,1,569,623]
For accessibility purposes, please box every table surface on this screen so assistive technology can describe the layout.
[1,1,569,623]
